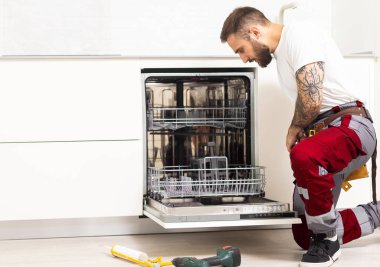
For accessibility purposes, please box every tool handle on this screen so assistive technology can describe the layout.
[201,247,241,267]
[201,256,221,266]
[110,245,148,262]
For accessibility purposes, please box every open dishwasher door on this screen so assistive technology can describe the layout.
[141,68,301,229]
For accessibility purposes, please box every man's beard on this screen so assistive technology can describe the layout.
[250,40,272,68]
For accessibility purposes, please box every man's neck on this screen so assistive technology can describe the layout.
[267,23,284,53]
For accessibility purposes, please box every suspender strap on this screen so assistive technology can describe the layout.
[372,142,377,204]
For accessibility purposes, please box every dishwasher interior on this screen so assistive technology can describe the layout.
[141,68,298,227]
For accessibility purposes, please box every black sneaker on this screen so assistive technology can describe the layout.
[299,234,341,267]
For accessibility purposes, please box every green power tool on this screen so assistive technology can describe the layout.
[172,246,241,267]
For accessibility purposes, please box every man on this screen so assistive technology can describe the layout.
[220,6,378,267]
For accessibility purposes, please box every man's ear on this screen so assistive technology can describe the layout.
[248,26,260,41]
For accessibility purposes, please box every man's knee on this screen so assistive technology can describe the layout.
[290,143,322,179]
[292,215,310,250]
[290,143,314,167]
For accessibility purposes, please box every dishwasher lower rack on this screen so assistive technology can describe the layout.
[148,162,266,200]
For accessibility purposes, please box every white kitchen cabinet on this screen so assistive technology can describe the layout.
[332,0,380,57]
[0,59,142,142]
[0,140,143,220]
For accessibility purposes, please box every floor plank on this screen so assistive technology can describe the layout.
[0,229,379,267]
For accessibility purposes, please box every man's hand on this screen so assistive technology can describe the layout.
[286,126,306,152]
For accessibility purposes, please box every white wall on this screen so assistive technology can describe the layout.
[0,0,331,56]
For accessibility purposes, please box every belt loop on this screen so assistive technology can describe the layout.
[332,106,341,113]
[341,115,352,127]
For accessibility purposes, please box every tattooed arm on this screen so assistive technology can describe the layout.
[286,61,325,152]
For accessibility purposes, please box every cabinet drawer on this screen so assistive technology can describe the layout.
[0,140,143,220]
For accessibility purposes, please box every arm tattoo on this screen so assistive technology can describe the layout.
[291,61,324,129]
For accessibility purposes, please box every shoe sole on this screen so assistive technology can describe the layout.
[332,248,341,262]
[299,249,341,267]
[299,259,333,267]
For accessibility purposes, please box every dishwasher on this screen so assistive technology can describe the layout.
[141,68,300,229]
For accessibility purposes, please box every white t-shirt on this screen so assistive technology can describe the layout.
[273,22,358,112]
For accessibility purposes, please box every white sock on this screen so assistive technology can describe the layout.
[325,234,337,241]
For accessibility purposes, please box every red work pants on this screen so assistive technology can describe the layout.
[290,115,376,249]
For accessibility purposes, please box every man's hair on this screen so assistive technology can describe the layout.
[220,7,270,42]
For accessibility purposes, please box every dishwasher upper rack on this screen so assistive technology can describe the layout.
[148,160,265,199]
[147,106,247,130]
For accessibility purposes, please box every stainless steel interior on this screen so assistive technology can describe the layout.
[145,78,251,169]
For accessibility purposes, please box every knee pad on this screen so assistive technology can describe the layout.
[291,215,310,250]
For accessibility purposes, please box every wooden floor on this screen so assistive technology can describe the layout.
[0,228,379,267]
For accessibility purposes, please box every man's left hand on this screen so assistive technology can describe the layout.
[286,126,306,152]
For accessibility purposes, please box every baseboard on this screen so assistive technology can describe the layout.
[0,216,291,240]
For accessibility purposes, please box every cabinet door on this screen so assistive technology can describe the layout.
[0,59,143,142]
[332,0,379,57]
[0,140,143,220]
